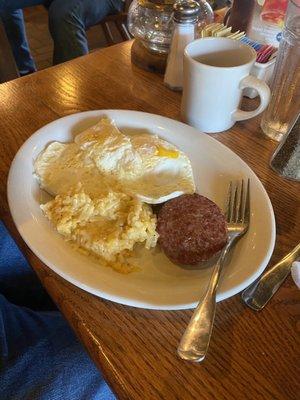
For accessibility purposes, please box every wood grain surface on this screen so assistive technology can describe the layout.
[0,41,299,400]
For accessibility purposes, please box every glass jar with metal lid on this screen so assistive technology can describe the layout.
[128,0,213,73]
[128,0,175,54]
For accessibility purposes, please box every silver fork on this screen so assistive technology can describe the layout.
[177,179,250,362]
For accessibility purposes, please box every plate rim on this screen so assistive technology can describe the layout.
[7,109,276,310]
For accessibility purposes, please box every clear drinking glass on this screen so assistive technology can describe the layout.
[260,0,300,141]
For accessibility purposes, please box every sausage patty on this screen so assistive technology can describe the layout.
[157,194,227,265]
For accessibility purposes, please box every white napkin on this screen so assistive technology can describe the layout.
[291,261,300,289]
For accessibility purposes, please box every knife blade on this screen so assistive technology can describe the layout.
[242,243,300,311]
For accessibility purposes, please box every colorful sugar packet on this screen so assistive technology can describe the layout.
[240,36,277,63]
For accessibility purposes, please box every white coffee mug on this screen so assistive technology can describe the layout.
[181,38,271,133]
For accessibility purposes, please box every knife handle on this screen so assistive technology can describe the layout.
[242,243,300,311]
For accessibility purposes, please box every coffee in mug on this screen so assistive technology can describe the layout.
[181,38,270,133]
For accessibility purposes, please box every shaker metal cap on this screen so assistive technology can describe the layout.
[173,0,201,23]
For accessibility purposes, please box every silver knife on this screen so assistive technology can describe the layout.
[242,243,300,311]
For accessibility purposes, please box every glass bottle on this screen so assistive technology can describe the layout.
[226,0,256,33]
[260,0,300,141]
[261,0,288,25]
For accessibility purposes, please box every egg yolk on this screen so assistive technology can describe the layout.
[156,146,179,159]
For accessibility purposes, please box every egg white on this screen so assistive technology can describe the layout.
[34,118,195,204]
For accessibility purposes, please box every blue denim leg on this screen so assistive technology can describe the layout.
[0,0,44,75]
[48,0,123,64]
[0,221,115,399]
[0,295,115,400]
[0,221,55,310]
[0,9,37,75]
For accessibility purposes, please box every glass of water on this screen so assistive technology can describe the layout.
[260,0,300,141]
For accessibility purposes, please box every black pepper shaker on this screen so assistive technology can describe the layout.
[270,113,300,182]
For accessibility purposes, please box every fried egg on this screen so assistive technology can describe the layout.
[34,118,195,204]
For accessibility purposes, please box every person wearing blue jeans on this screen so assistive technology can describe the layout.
[0,220,115,400]
[0,0,124,76]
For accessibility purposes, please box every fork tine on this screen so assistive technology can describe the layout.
[244,179,250,224]
[226,181,235,222]
[234,181,242,222]
[232,183,239,222]
[237,180,244,222]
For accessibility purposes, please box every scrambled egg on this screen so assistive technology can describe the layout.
[41,185,158,273]
[34,117,195,273]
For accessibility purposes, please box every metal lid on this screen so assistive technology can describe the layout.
[173,0,201,23]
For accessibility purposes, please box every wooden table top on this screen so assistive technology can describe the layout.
[0,41,299,400]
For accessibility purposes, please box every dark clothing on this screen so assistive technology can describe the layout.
[0,220,115,400]
[0,0,123,75]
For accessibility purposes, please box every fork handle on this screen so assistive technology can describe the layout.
[177,241,232,362]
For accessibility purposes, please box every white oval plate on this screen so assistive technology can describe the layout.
[7,110,276,310]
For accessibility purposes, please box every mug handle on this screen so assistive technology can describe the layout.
[232,75,271,122]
